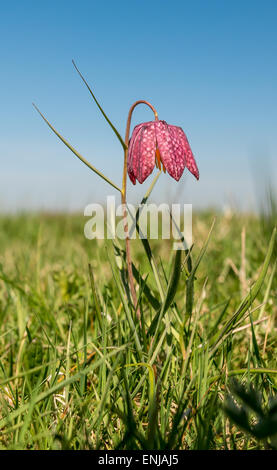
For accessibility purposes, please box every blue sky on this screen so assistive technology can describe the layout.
[0,0,276,212]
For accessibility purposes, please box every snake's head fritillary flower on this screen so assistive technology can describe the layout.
[127,120,199,185]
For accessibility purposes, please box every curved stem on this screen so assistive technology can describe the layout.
[121,100,159,320]
[122,101,158,199]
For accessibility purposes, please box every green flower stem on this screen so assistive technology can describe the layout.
[122,101,158,321]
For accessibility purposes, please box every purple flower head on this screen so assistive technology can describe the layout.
[127,120,199,185]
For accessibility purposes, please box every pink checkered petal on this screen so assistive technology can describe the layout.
[167,124,186,178]
[128,167,137,185]
[128,122,146,162]
[155,121,185,181]
[175,127,199,180]
[127,122,156,184]
[127,123,145,184]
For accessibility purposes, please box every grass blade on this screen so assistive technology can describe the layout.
[209,227,276,354]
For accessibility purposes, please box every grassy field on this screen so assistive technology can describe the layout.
[0,208,276,450]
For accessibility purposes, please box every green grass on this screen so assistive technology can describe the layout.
[0,209,276,450]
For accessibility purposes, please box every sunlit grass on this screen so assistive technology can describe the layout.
[0,209,276,450]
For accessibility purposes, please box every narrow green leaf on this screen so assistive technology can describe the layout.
[127,171,165,301]
[210,368,277,384]
[249,313,262,367]
[88,263,103,331]
[164,249,182,312]
[72,60,127,150]
[148,250,182,350]
[186,219,215,320]
[33,103,121,193]
[132,263,161,311]
[107,248,143,356]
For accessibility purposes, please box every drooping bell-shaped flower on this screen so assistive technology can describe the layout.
[127,120,199,185]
